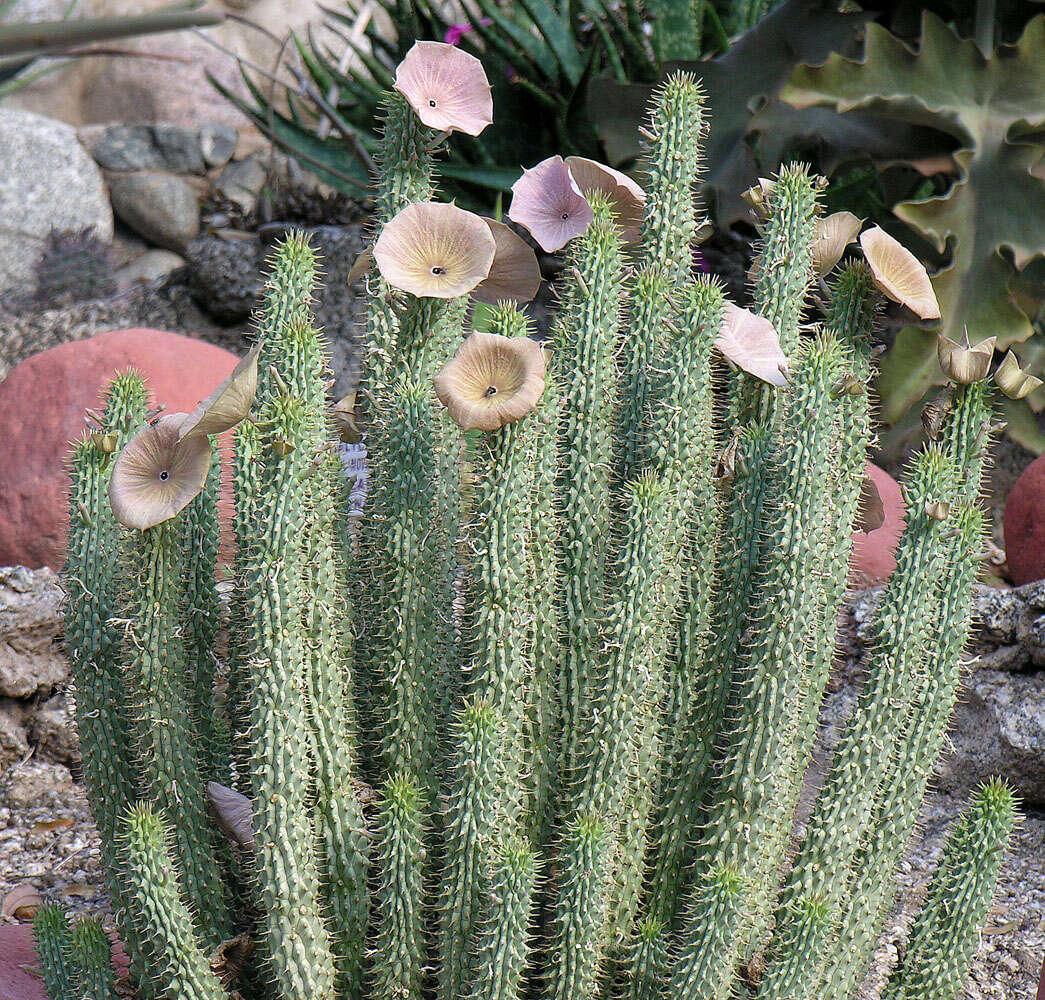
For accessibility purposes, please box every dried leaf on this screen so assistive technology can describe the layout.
[2,884,42,921]
[855,474,885,533]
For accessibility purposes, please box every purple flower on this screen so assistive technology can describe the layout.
[444,18,492,46]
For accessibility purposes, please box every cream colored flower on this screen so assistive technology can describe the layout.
[108,413,212,530]
[178,343,260,442]
[471,220,542,304]
[715,302,789,387]
[812,212,862,276]
[393,40,493,136]
[859,226,940,319]
[434,331,546,430]
[937,331,995,385]
[373,201,496,299]
[995,350,1043,400]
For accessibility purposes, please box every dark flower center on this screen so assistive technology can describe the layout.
[159,470,170,482]
[561,212,569,220]
[484,386,498,397]
[429,99,437,107]
[432,265,446,275]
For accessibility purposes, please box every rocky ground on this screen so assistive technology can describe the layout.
[2,564,1044,997]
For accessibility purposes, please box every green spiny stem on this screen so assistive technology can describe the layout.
[374,90,436,224]
[627,917,668,1000]
[467,838,537,1000]
[673,334,845,988]
[637,72,708,278]
[937,380,994,505]
[370,773,426,1000]
[754,895,831,1000]
[118,805,227,1000]
[821,503,986,999]
[240,390,337,1000]
[70,918,118,1000]
[33,904,74,1000]
[438,700,505,1000]
[254,235,320,383]
[120,517,230,947]
[547,813,610,1000]
[664,864,746,1000]
[734,163,821,425]
[554,196,627,780]
[882,780,1017,1000]
[181,444,224,781]
[645,0,703,59]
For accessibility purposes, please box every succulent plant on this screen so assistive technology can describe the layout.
[47,42,1017,1000]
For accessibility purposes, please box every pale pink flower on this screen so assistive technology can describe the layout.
[565,156,645,243]
[715,302,789,387]
[394,40,493,136]
[508,155,594,252]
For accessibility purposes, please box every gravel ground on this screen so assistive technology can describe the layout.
[1,756,1040,997]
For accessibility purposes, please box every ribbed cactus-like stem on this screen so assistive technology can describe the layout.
[120,516,230,947]
[882,780,1016,1000]
[468,839,537,1000]
[554,196,627,778]
[370,774,426,1000]
[118,805,227,1000]
[181,445,224,781]
[33,905,74,1000]
[438,700,504,1000]
[374,90,436,224]
[70,918,117,1000]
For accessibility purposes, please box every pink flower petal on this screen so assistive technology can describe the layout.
[564,156,645,243]
[508,155,594,252]
[714,302,789,387]
[394,40,493,136]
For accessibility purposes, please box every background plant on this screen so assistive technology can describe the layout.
[38,53,1019,1000]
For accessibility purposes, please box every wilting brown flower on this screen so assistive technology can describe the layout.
[331,392,362,444]
[108,413,212,530]
[178,343,260,442]
[508,156,594,252]
[471,220,543,304]
[860,226,940,319]
[937,331,995,385]
[715,302,789,387]
[206,781,254,848]
[374,201,496,299]
[855,474,885,533]
[434,331,546,430]
[995,349,1043,400]
[741,177,777,214]
[812,211,862,276]
[393,40,493,136]
[564,156,646,243]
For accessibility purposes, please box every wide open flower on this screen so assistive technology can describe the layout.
[859,226,940,319]
[394,40,493,136]
[374,201,496,299]
[178,342,260,442]
[565,156,645,243]
[434,331,546,431]
[471,220,542,304]
[508,156,594,252]
[715,302,789,387]
[108,413,212,530]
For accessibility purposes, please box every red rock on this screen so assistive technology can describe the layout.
[1004,453,1045,585]
[0,923,127,1000]
[849,461,906,587]
[0,329,239,570]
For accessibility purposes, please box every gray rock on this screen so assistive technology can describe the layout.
[200,124,238,168]
[0,760,74,811]
[0,109,113,297]
[185,235,266,324]
[89,124,162,171]
[0,699,29,767]
[0,566,67,699]
[28,693,79,767]
[938,670,1045,805]
[114,249,186,292]
[107,171,200,252]
[216,154,268,214]
[974,584,1023,644]
[150,124,207,174]
[90,123,212,174]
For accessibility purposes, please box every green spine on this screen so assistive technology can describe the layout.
[374,90,436,224]
[554,196,627,777]
[181,444,224,781]
[370,773,426,1000]
[239,389,337,1000]
[121,516,230,946]
[882,780,1017,1000]
[33,904,74,1000]
[70,918,118,1000]
[467,839,537,1000]
[672,334,844,990]
[438,700,504,1000]
[118,805,226,1000]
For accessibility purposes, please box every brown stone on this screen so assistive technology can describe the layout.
[0,567,67,698]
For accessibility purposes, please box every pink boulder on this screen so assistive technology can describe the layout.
[849,461,906,587]
[1004,453,1045,585]
[0,329,240,570]
[0,923,127,1000]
